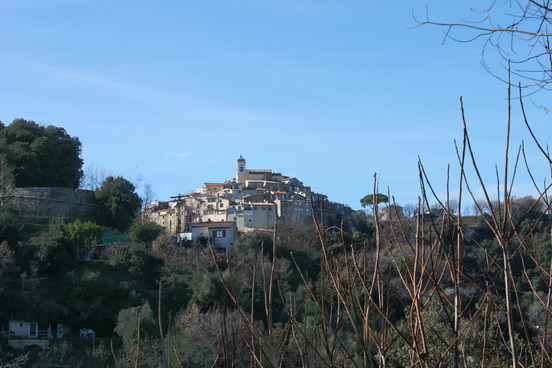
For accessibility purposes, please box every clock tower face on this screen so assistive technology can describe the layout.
[238,171,244,177]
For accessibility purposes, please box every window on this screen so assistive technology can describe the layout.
[213,230,226,238]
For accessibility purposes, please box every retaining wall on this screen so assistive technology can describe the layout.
[7,187,97,219]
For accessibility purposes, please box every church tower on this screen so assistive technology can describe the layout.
[236,155,246,183]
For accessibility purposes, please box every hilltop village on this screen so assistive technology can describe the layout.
[144,156,354,250]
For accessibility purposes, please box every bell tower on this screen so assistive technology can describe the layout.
[236,155,246,183]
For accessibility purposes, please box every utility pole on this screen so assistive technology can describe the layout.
[170,194,185,234]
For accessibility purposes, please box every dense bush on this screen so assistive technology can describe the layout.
[130,221,164,245]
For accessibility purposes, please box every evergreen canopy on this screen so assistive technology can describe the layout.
[0,119,83,188]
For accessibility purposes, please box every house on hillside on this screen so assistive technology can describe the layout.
[189,221,237,251]
[8,320,40,338]
[5,320,69,350]
[7,320,69,339]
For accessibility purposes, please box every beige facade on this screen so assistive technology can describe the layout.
[145,201,188,234]
[275,199,313,228]
[244,202,277,230]
[190,221,237,251]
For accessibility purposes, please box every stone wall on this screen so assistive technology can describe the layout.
[7,187,97,219]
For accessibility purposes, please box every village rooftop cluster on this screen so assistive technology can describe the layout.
[144,156,354,250]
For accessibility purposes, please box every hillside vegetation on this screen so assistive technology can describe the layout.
[1,103,551,368]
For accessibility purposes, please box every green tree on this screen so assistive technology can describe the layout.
[359,193,388,212]
[233,230,274,257]
[130,222,164,246]
[0,119,83,188]
[114,301,156,349]
[193,272,232,311]
[109,242,164,287]
[0,154,15,206]
[95,176,142,231]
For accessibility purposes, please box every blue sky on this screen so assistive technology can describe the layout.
[0,0,549,210]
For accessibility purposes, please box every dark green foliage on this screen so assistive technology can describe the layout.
[510,195,544,225]
[37,340,114,367]
[31,218,78,277]
[109,242,164,288]
[353,209,374,236]
[0,210,21,246]
[62,263,150,337]
[193,272,232,311]
[0,119,83,188]
[94,176,142,231]
[0,241,19,290]
[35,300,66,325]
[114,301,156,348]
[352,230,369,245]
[1,188,549,367]
[0,153,15,204]
[360,193,389,208]
[228,238,294,326]
[234,230,274,257]
[157,246,211,313]
[324,228,350,254]
[275,244,320,290]
[171,306,262,367]
[130,221,164,245]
